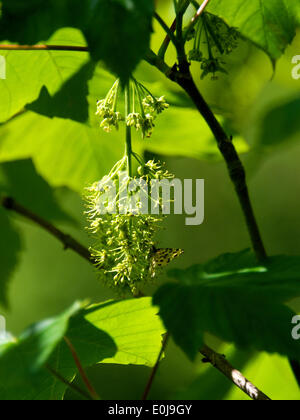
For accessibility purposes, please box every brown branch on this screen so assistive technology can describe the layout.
[145,53,267,262]
[1,196,94,264]
[141,334,271,401]
[177,71,267,262]
[200,345,271,401]
[0,44,88,52]
[64,337,100,401]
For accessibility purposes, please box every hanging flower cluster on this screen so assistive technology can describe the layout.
[188,12,240,80]
[88,79,183,295]
[95,78,169,138]
[85,158,174,295]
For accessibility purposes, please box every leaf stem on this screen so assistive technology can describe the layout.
[142,333,170,400]
[46,365,93,401]
[64,337,100,401]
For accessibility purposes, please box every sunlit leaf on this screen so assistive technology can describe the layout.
[0,298,165,400]
[208,0,296,61]
[0,28,89,123]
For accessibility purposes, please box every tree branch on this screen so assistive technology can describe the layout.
[200,345,271,400]
[142,335,271,401]
[177,72,267,262]
[145,53,267,262]
[0,44,88,52]
[1,196,94,264]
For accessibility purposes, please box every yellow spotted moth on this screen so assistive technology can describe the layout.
[150,247,184,277]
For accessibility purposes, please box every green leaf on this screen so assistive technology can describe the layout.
[0,106,249,193]
[284,0,300,25]
[27,61,96,124]
[65,298,165,367]
[0,298,165,400]
[0,158,74,307]
[83,0,154,83]
[0,302,82,400]
[0,0,87,44]
[143,107,249,160]
[0,0,154,83]
[153,250,300,361]
[170,249,300,302]
[257,96,300,147]
[207,0,296,61]
[0,111,125,192]
[0,28,89,123]
[0,208,22,307]
[0,60,249,193]
[0,159,74,223]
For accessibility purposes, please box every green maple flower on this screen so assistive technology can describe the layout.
[96,78,169,140]
[85,158,174,295]
[188,12,240,80]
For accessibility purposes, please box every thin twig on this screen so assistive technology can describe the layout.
[158,18,177,58]
[0,44,88,52]
[200,345,271,400]
[46,364,93,401]
[154,13,178,48]
[1,196,94,264]
[64,337,100,401]
[184,0,212,40]
[142,333,170,400]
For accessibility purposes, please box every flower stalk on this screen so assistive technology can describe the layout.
[125,83,133,178]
